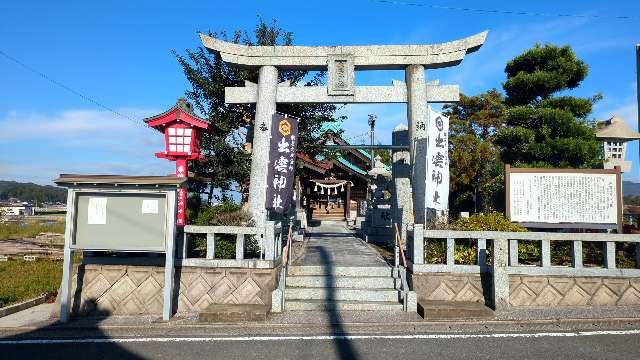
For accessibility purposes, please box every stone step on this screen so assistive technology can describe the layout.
[285,299,404,311]
[285,287,400,302]
[198,303,268,323]
[286,275,397,289]
[287,265,392,277]
[418,300,494,320]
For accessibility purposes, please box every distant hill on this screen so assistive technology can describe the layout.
[0,181,67,204]
[624,181,640,197]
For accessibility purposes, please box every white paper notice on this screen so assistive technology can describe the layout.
[87,197,107,225]
[141,199,159,214]
[509,173,618,224]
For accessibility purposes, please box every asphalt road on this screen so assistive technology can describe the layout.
[2,330,640,360]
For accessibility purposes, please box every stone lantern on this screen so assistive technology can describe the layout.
[596,115,640,173]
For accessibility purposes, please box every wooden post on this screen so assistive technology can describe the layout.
[162,190,177,321]
[59,189,76,323]
[446,238,455,267]
[572,241,583,269]
[181,230,188,259]
[541,239,551,268]
[345,182,351,222]
[477,238,487,267]
[236,233,245,260]
[264,221,275,261]
[206,233,215,260]
[509,239,519,266]
[492,238,510,311]
[605,241,616,269]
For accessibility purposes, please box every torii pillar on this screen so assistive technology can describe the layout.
[247,66,278,225]
[406,64,429,225]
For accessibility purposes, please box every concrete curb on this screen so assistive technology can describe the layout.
[0,294,48,318]
[3,316,640,332]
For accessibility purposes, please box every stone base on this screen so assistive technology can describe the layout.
[509,275,640,307]
[410,271,640,309]
[271,288,283,313]
[198,303,268,323]
[410,272,492,305]
[418,300,494,320]
[66,264,279,316]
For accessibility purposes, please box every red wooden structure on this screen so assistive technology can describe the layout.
[145,98,209,226]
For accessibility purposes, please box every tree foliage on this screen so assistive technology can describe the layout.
[174,19,340,205]
[0,181,67,204]
[495,43,602,169]
[443,89,506,213]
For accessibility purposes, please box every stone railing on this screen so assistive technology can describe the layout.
[180,221,283,269]
[410,226,640,276]
[408,225,640,309]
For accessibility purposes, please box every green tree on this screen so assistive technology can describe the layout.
[443,89,506,213]
[174,19,340,206]
[495,44,602,168]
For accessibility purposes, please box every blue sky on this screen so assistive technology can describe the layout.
[0,0,638,185]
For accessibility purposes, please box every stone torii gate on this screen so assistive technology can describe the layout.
[200,31,488,226]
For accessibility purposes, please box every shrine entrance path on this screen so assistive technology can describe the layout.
[295,222,387,267]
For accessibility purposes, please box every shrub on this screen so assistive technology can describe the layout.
[454,240,478,265]
[192,202,259,259]
[425,239,446,264]
[423,212,526,265]
[194,202,244,226]
[450,212,527,232]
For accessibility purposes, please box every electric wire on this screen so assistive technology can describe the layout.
[372,0,639,21]
[0,49,144,126]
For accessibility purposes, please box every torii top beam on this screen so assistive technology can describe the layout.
[199,31,488,70]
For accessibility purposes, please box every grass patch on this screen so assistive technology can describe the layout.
[0,259,63,308]
[0,221,65,240]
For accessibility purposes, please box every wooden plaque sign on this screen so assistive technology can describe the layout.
[505,165,622,231]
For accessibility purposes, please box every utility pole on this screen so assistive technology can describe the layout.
[368,114,376,170]
[636,44,639,163]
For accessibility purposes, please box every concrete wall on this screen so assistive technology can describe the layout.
[410,272,640,308]
[68,264,279,316]
[509,275,640,307]
[410,272,492,304]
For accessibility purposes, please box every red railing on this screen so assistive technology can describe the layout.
[394,223,407,268]
[282,223,294,266]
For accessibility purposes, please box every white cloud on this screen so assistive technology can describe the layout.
[0,108,158,140]
[594,99,638,130]
[0,108,175,185]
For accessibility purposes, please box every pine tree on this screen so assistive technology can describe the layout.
[495,44,602,168]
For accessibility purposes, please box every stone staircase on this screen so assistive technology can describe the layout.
[284,265,404,311]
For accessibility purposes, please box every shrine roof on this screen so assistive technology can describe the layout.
[54,174,186,186]
[144,98,209,131]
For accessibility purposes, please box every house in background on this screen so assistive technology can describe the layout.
[0,201,33,217]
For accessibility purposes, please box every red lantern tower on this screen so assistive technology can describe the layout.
[144,98,209,226]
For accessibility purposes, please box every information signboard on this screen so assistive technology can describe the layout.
[73,192,169,252]
[505,165,622,230]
